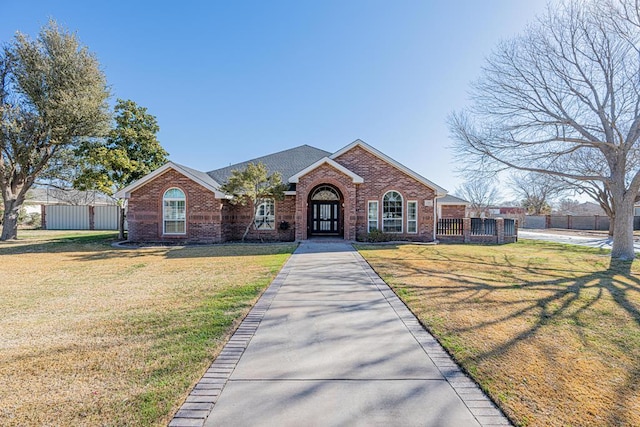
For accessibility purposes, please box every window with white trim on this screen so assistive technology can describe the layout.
[368,201,378,232]
[382,191,403,233]
[407,200,418,233]
[163,188,186,234]
[254,199,275,230]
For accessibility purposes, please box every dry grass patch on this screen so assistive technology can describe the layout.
[357,240,640,427]
[0,231,295,426]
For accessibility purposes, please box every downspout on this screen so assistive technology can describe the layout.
[433,193,446,241]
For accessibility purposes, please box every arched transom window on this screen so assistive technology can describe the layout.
[310,185,340,201]
[163,188,186,234]
[382,191,403,233]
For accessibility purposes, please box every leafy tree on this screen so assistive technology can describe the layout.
[0,20,110,240]
[509,173,565,215]
[74,99,168,239]
[220,162,287,242]
[450,0,640,260]
[454,179,501,217]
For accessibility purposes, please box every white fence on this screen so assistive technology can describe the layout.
[43,205,123,230]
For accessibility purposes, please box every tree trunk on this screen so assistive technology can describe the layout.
[1,198,22,240]
[241,222,251,242]
[241,202,258,242]
[610,196,635,260]
[118,205,126,240]
[608,216,615,237]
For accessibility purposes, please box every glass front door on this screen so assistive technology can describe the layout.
[310,201,340,235]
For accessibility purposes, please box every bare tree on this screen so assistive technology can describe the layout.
[450,0,640,260]
[455,179,501,217]
[509,172,565,215]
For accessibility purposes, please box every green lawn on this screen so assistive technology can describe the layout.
[357,240,640,427]
[0,230,295,426]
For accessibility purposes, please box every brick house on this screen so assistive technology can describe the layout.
[115,139,468,243]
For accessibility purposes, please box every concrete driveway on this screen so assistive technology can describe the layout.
[519,229,640,252]
[169,241,510,427]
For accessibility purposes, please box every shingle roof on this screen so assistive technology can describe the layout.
[439,194,470,204]
[207,145,331,184]
[177,162,222,187]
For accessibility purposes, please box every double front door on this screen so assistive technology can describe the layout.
[310,201,340,235]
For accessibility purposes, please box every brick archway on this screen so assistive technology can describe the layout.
[294,165,358,241]
[307,184,344,237]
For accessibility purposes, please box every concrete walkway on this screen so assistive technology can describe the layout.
[170,241,511,427]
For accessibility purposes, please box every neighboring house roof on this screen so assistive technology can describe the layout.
[26,187,116,205]
[289,157,364,184]
[207,145,331,185]
[437,194,470,205]
[114,162,227,199]
[554,201,606,216]
[331,139,448,195]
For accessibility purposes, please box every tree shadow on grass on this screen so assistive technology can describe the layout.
[361,245,640,426]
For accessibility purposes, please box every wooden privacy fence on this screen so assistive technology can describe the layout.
[437,218,517,244]
[42,205,123,230]
[521,215,640,231]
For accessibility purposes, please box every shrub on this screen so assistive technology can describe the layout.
[358,228,394,243]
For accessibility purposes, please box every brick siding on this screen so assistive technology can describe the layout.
[333,146,436,242]
[127,169,223,243]
[222,196,296,242]
[441,205,466,218]
[126,145,440,243]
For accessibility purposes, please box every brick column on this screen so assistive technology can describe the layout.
[496,217,505,244]
[463,217,471,243]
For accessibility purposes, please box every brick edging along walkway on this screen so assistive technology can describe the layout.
[169,243,512,427]
[353,252,512,426]
[168,253,293,427]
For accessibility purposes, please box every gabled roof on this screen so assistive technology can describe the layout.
[207,145,331,185]
[114,162,227,199]
[289,157,364,184]
[115,141,451,199]
[331,139,448,195]
[438,194,470,205]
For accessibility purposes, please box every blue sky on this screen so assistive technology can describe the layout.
[2,1,550,194]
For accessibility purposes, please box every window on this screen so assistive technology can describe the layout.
[382,191,403,233]
[368,201,378,232]
[310,185,340,201]
[254,199,275,230]
[407,201,418,233]
[163,188,186,234]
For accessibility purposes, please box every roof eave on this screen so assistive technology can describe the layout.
[288,157,364,184]
[113,162,227,199]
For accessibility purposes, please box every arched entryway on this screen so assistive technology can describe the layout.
[307,184,344,237]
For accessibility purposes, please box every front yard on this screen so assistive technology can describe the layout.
[358,240,640,427]
[0,231,295,426]
[3,231,638,426]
